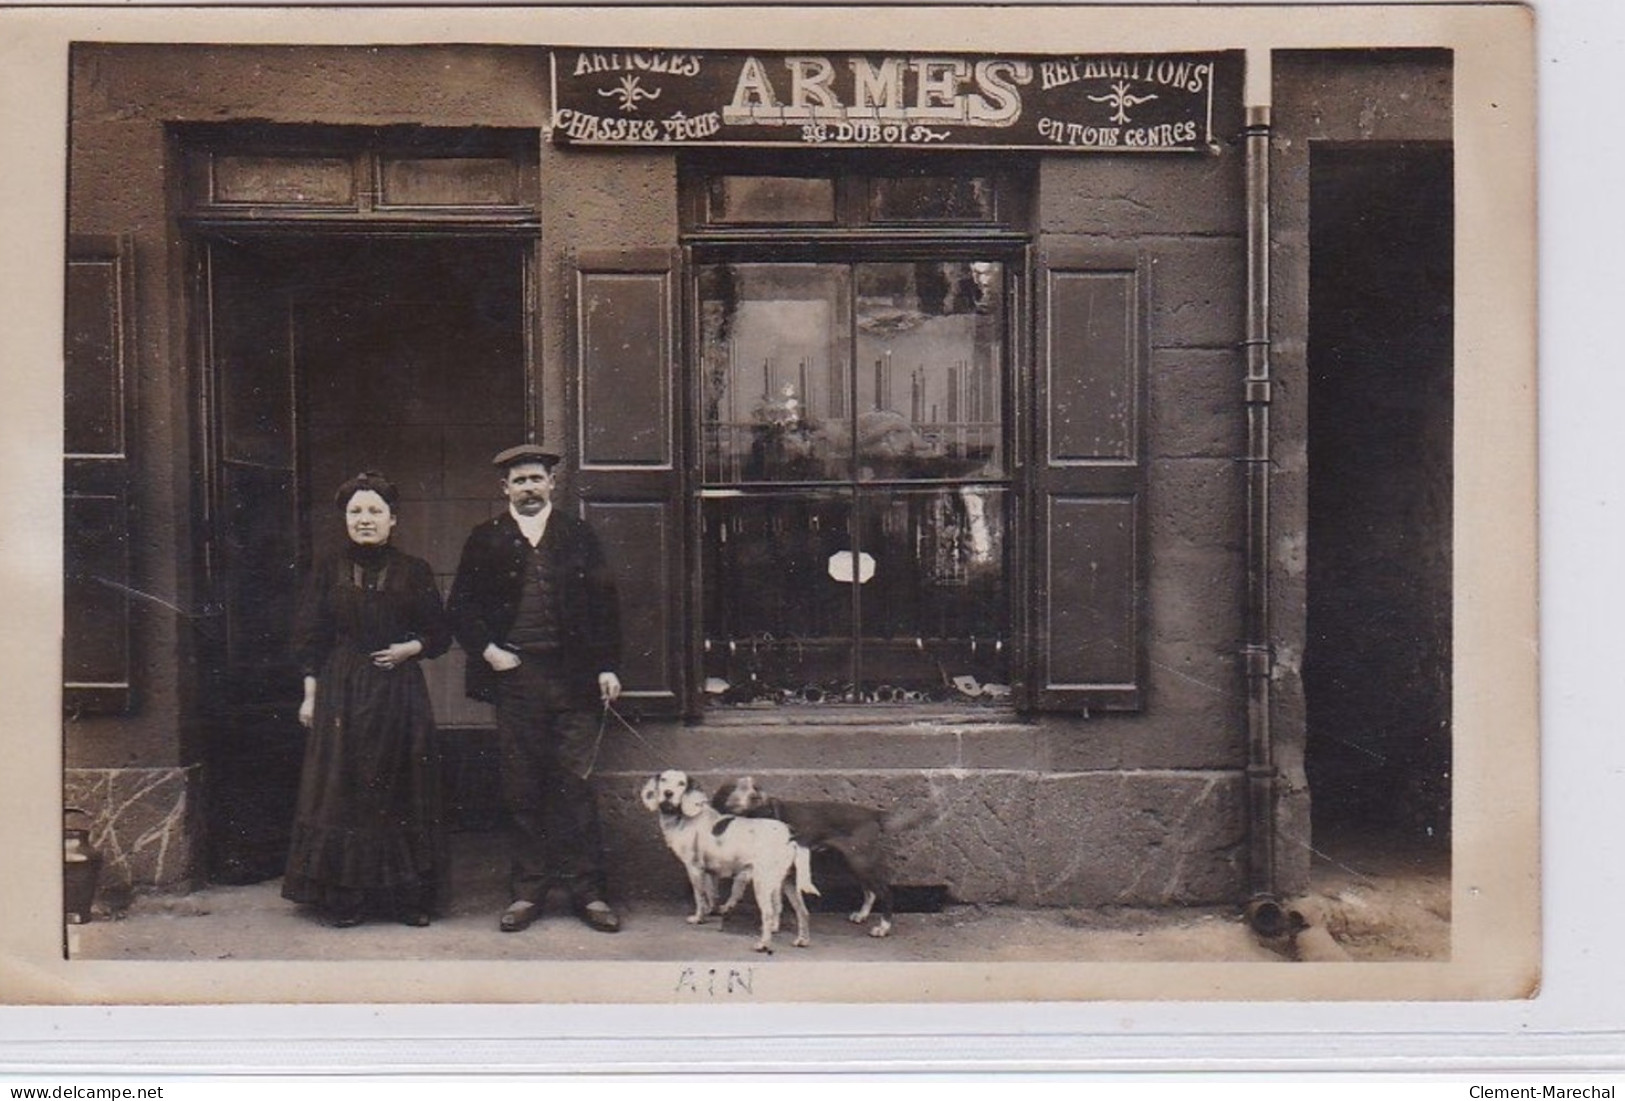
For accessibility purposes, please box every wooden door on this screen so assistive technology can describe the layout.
[200,236,529,880]
[201,238,307,883]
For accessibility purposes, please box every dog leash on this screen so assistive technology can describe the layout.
[601,697,664,764]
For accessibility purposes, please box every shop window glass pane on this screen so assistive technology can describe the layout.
[854,261,1005,479]
[707,176,836,224]
[702,490,856,700]
[700,487,1010,705]
[853,486,1010,699]
[870,176,995,221]
[698,256,1012,708]
[699,263,852,483]
[378,157,519,206]
[213,155,355,206]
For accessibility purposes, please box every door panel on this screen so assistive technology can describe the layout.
[204,240,305,883]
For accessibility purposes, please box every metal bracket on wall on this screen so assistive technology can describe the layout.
[1242,642,1274,680]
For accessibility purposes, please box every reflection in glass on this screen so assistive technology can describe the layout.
[699,264,851,483]
[702,491,855,698]
[869,176,995,222]
[852,487,1010,697]
[701,487,1010,705]
[697,258,1011,707]
[854,261,1004,480]
[707,176,836,224]
[213,155,355,206]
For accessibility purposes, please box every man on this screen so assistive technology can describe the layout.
[447,444,623,933]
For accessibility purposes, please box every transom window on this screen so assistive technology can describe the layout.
[688,160,1027,708]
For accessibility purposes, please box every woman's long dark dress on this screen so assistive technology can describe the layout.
[283,544,451,917]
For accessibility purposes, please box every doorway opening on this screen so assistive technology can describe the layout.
[201,234,526,882]
[1304,143,1453,854]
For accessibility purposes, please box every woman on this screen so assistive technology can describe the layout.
[284,472,451,927]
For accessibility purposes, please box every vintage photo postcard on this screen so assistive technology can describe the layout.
[0,1,1537,1006]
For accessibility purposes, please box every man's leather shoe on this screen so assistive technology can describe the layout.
[576,899,620,933]
[499,900,538,933]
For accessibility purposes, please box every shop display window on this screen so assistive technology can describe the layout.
[686,159,1026,708]
[698,259,1012,705]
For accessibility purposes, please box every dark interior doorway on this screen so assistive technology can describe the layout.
[201,235,525,883]
[1305,144,1453,846]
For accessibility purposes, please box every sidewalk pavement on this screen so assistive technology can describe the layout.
[69,831,1447,964]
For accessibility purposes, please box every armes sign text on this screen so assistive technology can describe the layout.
[550,50,1224,151]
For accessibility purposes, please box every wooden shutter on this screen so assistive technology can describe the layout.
[569,249,686,717]
[63,236,137,714]
[1030,244,1147,711]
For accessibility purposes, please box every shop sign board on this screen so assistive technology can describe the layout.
[550,50,1221,152]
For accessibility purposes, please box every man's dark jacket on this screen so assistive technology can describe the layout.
[446,508,622,703]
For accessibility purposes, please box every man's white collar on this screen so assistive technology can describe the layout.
[510,502,551,546]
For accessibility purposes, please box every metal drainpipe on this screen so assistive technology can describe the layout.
[1241,71,1280,912]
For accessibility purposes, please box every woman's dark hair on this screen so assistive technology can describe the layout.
[333,471,400,513]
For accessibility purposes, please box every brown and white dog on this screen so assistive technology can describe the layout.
[639,769,819,953]
[712,776,928,938]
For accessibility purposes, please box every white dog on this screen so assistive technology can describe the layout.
[639,769,818,952]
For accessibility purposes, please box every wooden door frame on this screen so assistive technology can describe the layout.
[186,226,541,878]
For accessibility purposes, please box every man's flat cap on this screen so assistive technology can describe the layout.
[491,444,562,470]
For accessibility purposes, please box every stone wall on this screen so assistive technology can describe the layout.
[1271,50,1454,865]
[594,764,1245,907]
[63,43,1332,907]
[63,766,202,904]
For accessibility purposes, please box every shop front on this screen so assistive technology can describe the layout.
[62,40,1452,912]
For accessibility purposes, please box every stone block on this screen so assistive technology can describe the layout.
[596,719,1042,775]
[76,44,550,128]
[544,150,679,252]
[1149,348,1246,460]
[1274,781,1314,897]
[1148,456,1243,551]
[600,765,1256,906]
[709,768,1031,901]
[1040,148,1245,238]
[1027,771,1246,906]
[1038,716,1133,772]
[953,724,1046,770]
[1147,540,1243,646]
[1141,641,1246,767]
[598,767,1039,904]
[1147,237,1247,349]
[63,766,201,893]
[1274,52,1452,144]
[867,770,1032,902]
